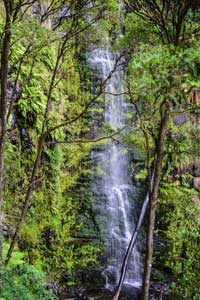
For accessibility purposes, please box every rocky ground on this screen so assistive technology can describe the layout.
[59,285,141,300]
[59,282,170,300]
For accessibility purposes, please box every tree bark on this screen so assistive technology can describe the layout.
[0,0,12,266]
[141,109,169,300]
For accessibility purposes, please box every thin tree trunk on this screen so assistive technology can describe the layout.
[141,109,169,300]
[5,135,44,265]
[159,285,164,300]
[0,1,12,267]
[5,45,61,265]
[112,173,154,300]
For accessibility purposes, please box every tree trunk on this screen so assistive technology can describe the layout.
[0,1,12,266]
[141,110,169,300]
[5,44,61,264]
[5,135,44,265]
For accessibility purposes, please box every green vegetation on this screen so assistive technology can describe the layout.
[1,264,55,300]
[159,184,200,299]
[1,245,55,300]
[0,1,199,299]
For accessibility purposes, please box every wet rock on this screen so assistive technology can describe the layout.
[194,177,200,192]
[102,266,118,286]
[60,286,88,300]
[19,127,33,151]
[26,111,37,126]
[174,113,189,125]
[7,78,22,102]
[57,6,70,19]
[60,286,141,300]
[47,282,59,295]
[149,281,171,300]
[53,5,71,29]
[32,2,41,19]
[76,269,104,286]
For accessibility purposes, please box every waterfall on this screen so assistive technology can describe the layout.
[89,48,142,289]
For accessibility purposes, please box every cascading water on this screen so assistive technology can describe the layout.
[89,48,142,289]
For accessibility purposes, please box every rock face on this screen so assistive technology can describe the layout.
[193,177,200,192]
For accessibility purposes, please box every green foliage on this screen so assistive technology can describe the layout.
[159,184,200,299]
[120,13,155,51]
[2,0,105,288]
[129,42,200,109]
[124,9,200,299]
[134,168,147,181]
[1,0,200,297]
[125,39,200,168]
[0,264,56,300]
[2,244,24,266]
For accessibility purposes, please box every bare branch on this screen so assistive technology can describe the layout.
[46,126,127,145]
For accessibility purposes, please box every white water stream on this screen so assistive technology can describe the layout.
[89,48,142,289]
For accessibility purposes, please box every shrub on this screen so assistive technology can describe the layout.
[0,264,56,300]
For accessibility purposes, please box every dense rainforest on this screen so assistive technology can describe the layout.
[0,1,200,300]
